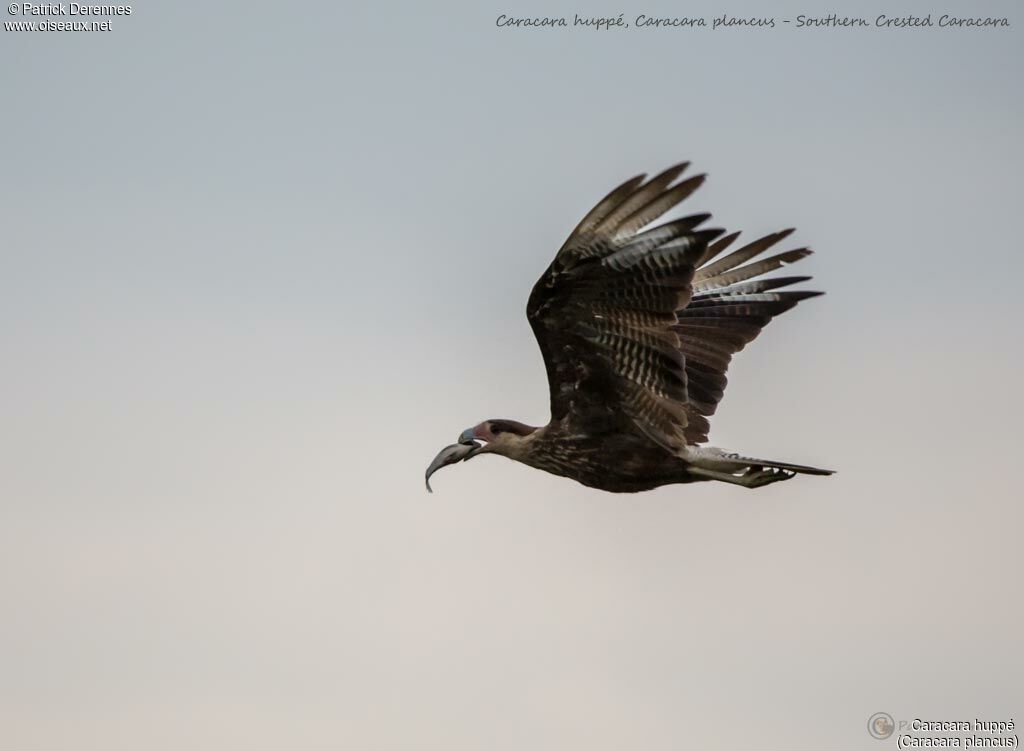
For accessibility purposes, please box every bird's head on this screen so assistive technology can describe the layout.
[458,419,536,453]
[425,419,537,492]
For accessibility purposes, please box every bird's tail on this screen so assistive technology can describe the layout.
[688,447,834,476]
[746,458,834,476]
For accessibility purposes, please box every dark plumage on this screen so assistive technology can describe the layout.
[425,162,833,493]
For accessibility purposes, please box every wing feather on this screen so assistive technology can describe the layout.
[528,163,821,448]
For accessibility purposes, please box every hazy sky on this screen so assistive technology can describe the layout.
[2,1,1022,749]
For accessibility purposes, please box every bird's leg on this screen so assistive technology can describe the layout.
[687,467,747,485]
[685,447,793,487]
[688,465,796,488]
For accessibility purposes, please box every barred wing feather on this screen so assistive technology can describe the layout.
[527,163,820,449]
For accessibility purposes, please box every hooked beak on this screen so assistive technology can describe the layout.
[424,440,481,493]
[459,427,476,444]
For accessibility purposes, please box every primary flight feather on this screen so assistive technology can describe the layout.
[425,162,833,492]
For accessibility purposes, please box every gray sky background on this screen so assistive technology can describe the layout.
[2,1,1022,749]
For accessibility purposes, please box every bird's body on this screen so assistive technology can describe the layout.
[487,423,695,493]
[425,161,834,493]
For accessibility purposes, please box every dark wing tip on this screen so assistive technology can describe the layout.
[782,248,813,262]
[692,227,728,244]
[683,212,713,227]
[649,161,691,185]
[791,290,825,301]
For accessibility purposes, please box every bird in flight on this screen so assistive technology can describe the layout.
[426,162,833,493]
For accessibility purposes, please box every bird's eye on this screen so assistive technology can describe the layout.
[490,424,502,435]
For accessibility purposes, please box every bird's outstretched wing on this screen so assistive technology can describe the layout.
[527,163,820,450]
